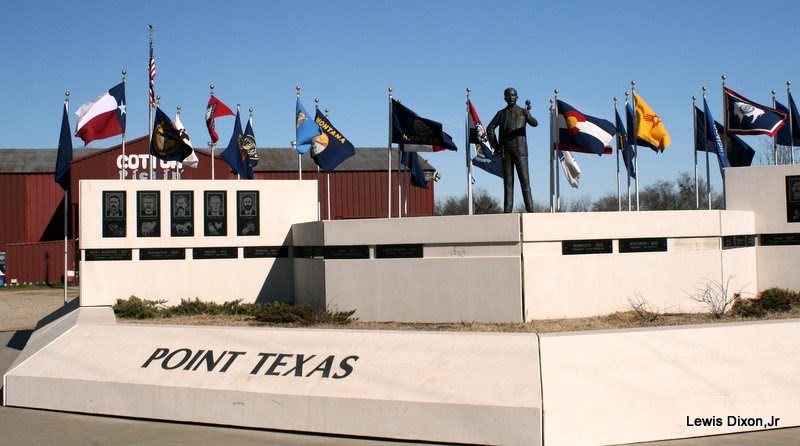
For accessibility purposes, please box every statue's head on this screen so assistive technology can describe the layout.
[504,88,518,106]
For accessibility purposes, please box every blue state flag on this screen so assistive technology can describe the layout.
[472,150,502,178]
[391,99,458,151]
[401,150,427,188]
[220,110,253,179]
[244,116,258,168]
[150,107,194,163]
[704,98,730,173]
[311,110,355,171]
[724,87,786,136]
[775,92,800,146]
[615,108,636,179]
[296,98,321,154]
[55,102,73,190]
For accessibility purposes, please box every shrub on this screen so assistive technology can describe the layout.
[112,296,165,319]
[730,287,799,318]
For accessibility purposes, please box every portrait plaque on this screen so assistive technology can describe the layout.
[170,191,194,237]
[204,191,227,236]
[137,191,160,237]
[102,191,126,238]
[786,175,800,223]
[237,190,260,236]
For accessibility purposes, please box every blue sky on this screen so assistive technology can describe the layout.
[2,0,798,207]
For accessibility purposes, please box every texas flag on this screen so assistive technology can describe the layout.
[75,82,126,145]
[556,100,615,155]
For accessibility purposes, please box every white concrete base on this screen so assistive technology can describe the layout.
[3,308,542,446]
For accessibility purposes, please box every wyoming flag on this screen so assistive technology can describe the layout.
[633,92,671,150]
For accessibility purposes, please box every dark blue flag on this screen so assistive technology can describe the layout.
[401,149,427,188]
[220,110,253,179]
[704,99,729,172]
[391,99,458,151]
[150,107,194,163]
[55,102,73,190]
[775,93,800,146]
[244,116,258,168]
[472,150,503,178]
[695,105,755,170]
[615,108,636,179]
[311,110,356,172]
[724,87,786,136]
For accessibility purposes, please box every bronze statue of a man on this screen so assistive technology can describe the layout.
[487,87,537,213]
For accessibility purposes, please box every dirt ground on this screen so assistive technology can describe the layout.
[0,286,79,331]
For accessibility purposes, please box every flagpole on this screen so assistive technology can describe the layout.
[614,97,621,211]
[148,25,155,181]
[692,95,699,209]
[121,69,127,180]
[210,84,216,180]
[387,87,393,218]
[702,87,712,209]
[625,92,632,211]
[466,88,473,215]
[553,90,561,211]
[772,89,779,165]
[315,98,321,221]
[63,91,70,305]
[325,107,332,220]
[631,80,640,211]
[297,86,303,181]
[720,75,727,208]
[549,99,556,212]
[789,81,795,164]
[175,105,181,180]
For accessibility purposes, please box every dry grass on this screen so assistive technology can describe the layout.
[120,307,800,333]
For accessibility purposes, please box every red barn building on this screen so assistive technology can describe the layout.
[0,136,437,284]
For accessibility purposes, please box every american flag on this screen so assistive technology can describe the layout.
[148,26,156,109]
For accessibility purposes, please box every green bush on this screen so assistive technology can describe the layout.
[112,296,165,319]
[730,287,799,318]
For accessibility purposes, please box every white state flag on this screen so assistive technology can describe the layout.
[558,149,580,188]
[174,114,198,168]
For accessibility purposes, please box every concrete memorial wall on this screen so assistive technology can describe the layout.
[78,180,317,306]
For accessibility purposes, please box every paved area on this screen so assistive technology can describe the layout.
[1,287,798,445]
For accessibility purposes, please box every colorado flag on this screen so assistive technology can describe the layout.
[556,100,615,155]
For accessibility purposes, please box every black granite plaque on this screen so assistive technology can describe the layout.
[787,175,800,223]
[294,246,324,258]
[760,233,800,246]
[722,235,756,249]
[325,245,369,259]
[243,246,289,258]
[562,239,613,255]
[85,249,132,261]
[140,248,185,261]
[137,191,161,237]
[237,191,260,236]
[170,191,194,237]
[102,191,126,238]
[376,244,424,259]
[619,238,668,253]
[193,247,238,259]
[204,191,227,237]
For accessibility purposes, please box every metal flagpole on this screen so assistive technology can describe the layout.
[549,98,555,212]
[692,95,699,209]
[702,87,711,209]
[625,92,632,211]
[387,87,393,218]
[553,90,561,211]
[466,88,473,215]
[148,25,155,181]
[315,98,321,221]
[631,80,640,211]
[175,105,181,180]
[121,69,127,180]
[325,108,332,220]
[721,75,727,208]
[297,86,303,181]
[210,84,216,180]
[63,91,70,305]
[788,81,795,164]
[772,89,779,165]
[615,97,621,211]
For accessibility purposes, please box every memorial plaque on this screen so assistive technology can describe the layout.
[243,246,289,258]
[376,244,424,259]
[140,248,185,261]
[325,245,370,259]
[102,191,126,238]
[294,246,324,259]
[787,175,800,223]
[562,239,613,255]
[170,191,194,237]
[193,247,238,259]
[237,191,260,236]
[137,191,160,237]
[760,233,800,246]
[204,191,227,237]
[85,249,132,261]
[722,235,756,249]
[619,238,668,253]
